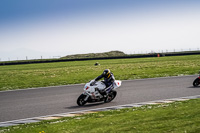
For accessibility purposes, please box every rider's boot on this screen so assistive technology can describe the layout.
[102,90,108,98]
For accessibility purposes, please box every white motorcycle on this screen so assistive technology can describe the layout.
[77,80,122,106]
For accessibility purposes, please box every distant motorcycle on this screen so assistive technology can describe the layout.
[77,79,122,106]
[193,71,200,87]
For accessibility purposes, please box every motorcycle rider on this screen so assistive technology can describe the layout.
[90,69,115,97]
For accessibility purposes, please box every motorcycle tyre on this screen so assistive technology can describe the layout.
[104,90,117,103]
[77,94,87,106]
[193,78,200,87]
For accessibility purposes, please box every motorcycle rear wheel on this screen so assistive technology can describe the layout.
[193,78,200,87]
[104,90,117,103]
[77,94,87,106]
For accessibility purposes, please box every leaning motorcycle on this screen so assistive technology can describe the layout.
[193,71,200,87]
[77,80,122,106]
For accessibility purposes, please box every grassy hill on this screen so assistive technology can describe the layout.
[61,51,126,59]
[1,50,200,66]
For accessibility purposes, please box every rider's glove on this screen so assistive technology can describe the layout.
[90,81,96,86]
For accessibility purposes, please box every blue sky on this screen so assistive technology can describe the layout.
[0,0,200,61]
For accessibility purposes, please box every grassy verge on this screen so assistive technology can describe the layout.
[1,99,200,133]
[0,55,200,91]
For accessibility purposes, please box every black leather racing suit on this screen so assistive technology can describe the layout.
[95,72,115,87]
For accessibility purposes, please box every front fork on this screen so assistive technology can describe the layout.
[83,92,90,101]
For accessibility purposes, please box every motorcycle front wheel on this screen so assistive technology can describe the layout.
[77,94,87,106]
[193,78,200,87]
[104,90,117,103]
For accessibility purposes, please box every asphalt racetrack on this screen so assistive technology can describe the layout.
[1,75,200,122]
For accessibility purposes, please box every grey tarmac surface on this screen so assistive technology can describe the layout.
[0,75,200,122]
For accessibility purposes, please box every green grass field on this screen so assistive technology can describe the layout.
[1,99,200,133]
[0,55,200,91]
[1,55,200,132]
